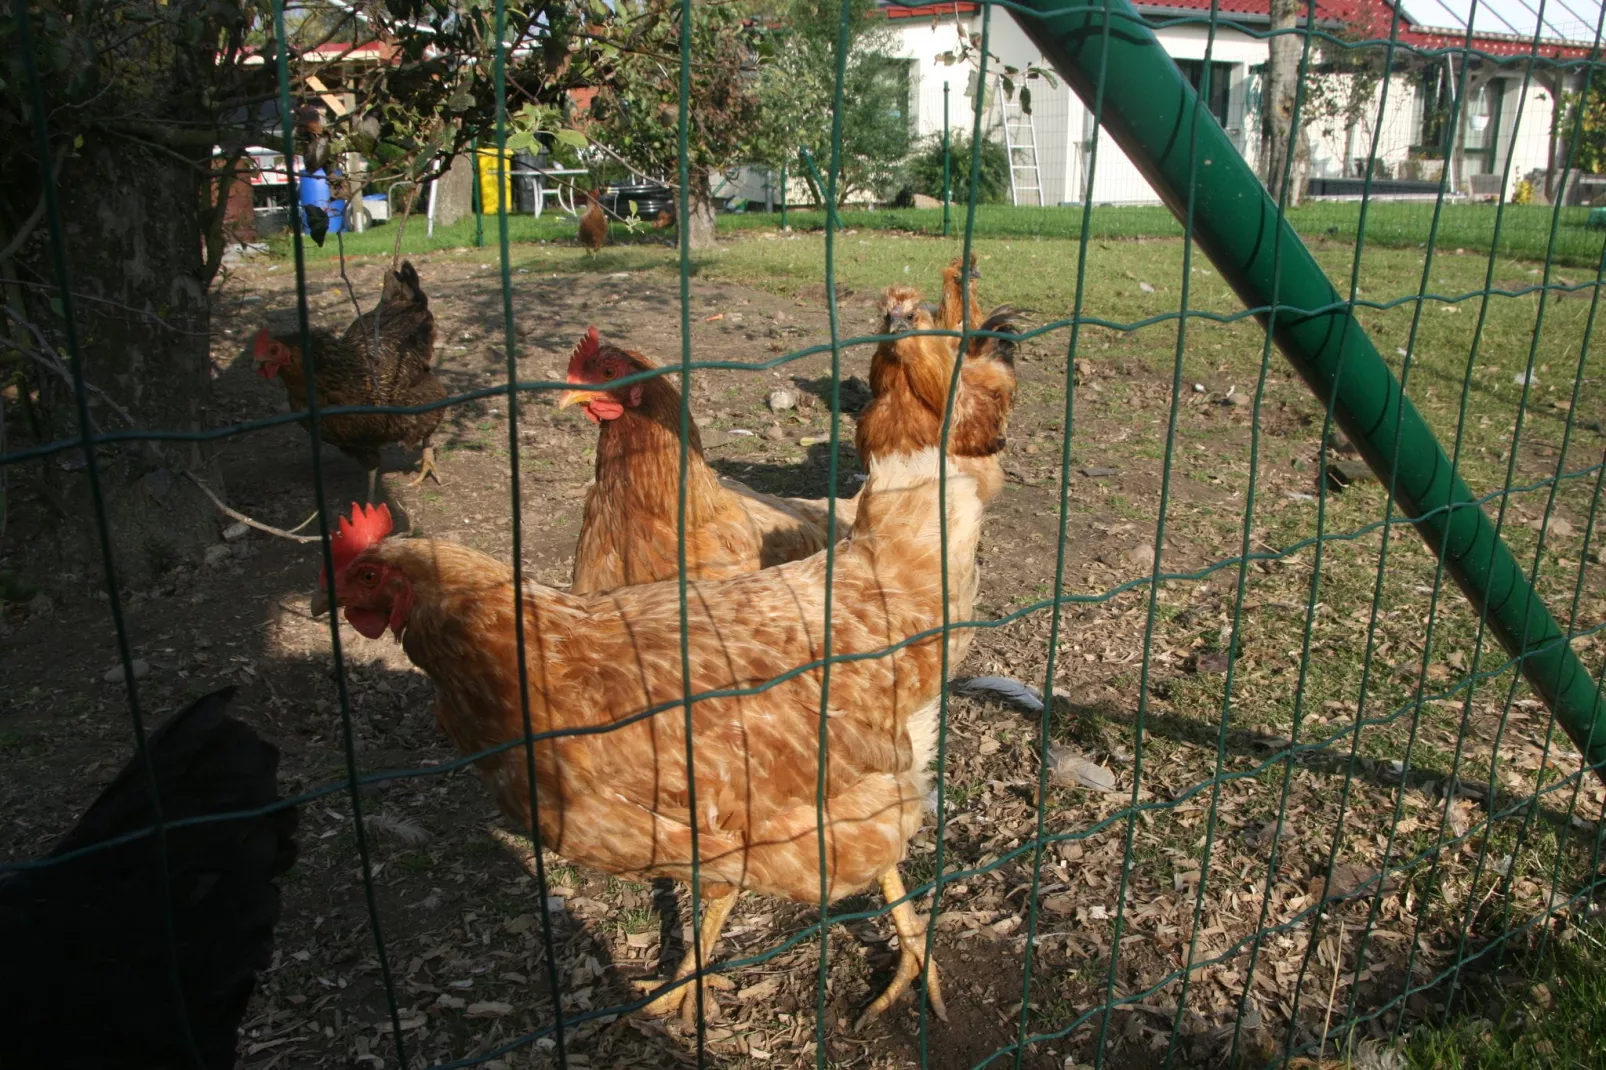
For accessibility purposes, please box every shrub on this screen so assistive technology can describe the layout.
[900,131,1011,206]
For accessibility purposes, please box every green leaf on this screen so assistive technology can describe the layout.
[506,131,536,153]
[1020,86,1032,115]
[553,128,589,149]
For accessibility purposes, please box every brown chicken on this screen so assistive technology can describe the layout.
[253,261,446,501]
[310,334,1016,1029]
[934,254,983,355]
[579,188,608,254]
[559,327,853,596]
[856,286,1019,503]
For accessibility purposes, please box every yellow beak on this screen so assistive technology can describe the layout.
[557,389,599,410]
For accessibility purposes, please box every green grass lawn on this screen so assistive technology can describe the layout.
[1404,921,1606,1069]
[295,199,1606,269]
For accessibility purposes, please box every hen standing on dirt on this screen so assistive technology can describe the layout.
[310,315,1019,1026]
[579,188,608,255]
[559,327,850,595]
[0,686,299,1070]
[253,260,446,501]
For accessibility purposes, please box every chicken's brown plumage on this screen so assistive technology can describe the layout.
[934,254,983,354]
[318,438,981,1028]
[253,261,446,500]
[579,188,608,254]
[314,335,1017,1025]
[855,285,1020,502]
[559,328,853,596]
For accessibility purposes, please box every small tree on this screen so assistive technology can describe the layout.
[1555,69,1606,177]
[0,0,608,587]
[756,0,912,206]
[585,0,769,249]
[1304,32,1392,178]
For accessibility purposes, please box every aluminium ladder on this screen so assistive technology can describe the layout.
[997,74,1044,207]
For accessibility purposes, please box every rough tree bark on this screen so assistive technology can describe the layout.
[8,139,221,593]
[1261,0,1310,207]
[684,172,719,251]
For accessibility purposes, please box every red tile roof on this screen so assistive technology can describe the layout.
[883,2,979,17]
[882,0,1597,58]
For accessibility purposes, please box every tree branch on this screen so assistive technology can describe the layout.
[0,144,70,265]
[182,471,321,543]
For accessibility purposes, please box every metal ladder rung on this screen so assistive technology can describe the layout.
[996,73,1042,208]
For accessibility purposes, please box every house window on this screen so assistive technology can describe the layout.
[1418,65,1453,150]
[1175,59,1234,127]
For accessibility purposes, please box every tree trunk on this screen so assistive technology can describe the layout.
[8,141,220,594]
[1261,0,1309,207]
[685,172,718,250]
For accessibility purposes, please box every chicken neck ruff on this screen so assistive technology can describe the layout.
[324,445,983,904]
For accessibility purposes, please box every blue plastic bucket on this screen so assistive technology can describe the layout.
[328,199,345,235]
[298,169,330,208]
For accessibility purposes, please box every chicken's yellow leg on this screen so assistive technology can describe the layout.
[637,888,739,1024]
[407,445,442,488]
[854,867,948,1029]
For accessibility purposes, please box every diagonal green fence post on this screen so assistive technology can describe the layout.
[1009,0,1606,779]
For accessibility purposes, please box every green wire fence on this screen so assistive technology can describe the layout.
[6,0,1606,1065]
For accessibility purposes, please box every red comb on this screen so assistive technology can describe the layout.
[253,328,276,359]
[331,502,393,573]
[565,326,601,379]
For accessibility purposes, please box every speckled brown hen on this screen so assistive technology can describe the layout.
[253,261,445,501]
[310,435,994,1029]
[559,328,853,596]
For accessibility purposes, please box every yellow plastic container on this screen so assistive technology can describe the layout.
[475,147,513,214]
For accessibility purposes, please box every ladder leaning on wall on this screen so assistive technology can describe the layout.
[997,75,1044,207]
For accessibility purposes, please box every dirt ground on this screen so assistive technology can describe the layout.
[3,237,1605,1070]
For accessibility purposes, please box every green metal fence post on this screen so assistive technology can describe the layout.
[471,137,484,249]
[1009,0,1606,779]
[942,81,952,237]
[780,160,788,229]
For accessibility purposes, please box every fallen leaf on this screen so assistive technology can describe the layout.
[466,1000,514,1018]
[737,976,783,1002]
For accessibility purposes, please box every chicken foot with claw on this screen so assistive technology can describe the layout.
[636,888,739,1024]
[407,445,442,488]
[855,867,947,1029]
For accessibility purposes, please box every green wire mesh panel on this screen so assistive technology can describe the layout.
[4,0,1606,1066]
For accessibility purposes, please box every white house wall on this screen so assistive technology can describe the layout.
[880,8,1578,206]
[886,9,1273,205]
[1496,72,1561,188]
[1305,71,1423,181]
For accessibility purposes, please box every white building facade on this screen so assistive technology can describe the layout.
[877,0,1593,205]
